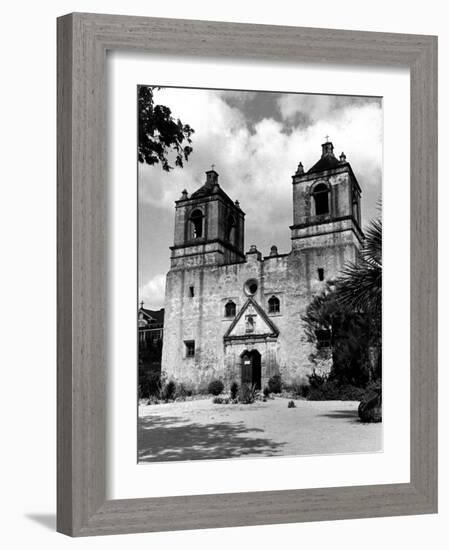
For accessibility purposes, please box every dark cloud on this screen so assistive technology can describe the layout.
[139,87,382,308]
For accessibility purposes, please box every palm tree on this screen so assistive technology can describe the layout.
[336,216,382,382]
[336,217,382,317]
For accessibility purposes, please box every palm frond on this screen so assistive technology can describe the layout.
[336,260,382,315]
[363,217,382,268]
[334,215,382,316]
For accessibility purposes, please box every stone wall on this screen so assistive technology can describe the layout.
[160,155,363,391]
[161,239,351,389]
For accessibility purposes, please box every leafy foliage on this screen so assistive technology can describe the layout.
[138,86,194,171]
[336,217,382,319]
[138,368,162,399]
[302,288,371,386]
[358,386,382,422]
[307,373,367,401]
[138,339,163,398]
[239,384,257,404]
[268,374,282,394]
[230,381,239,400]
[146,371,162,397]
[302,215,382,390]
[212,396,231,405]
[162,380,177,402]
[208,379,224,396]
[175,382,192,401]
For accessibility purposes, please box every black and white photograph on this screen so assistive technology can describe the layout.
[0,0,442,544]
[137,85,383,463]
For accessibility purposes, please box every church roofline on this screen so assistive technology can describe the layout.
[139,307,165,323]
[292,162,362,193]
[223,297,280,340]
[263,252,290,260]
[175,190,245,214]
[175,168,244,212]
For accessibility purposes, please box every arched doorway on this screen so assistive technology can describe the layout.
[241,350,262,390]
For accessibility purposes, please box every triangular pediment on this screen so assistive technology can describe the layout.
[224,298,279,341]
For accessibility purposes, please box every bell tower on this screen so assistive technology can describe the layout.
[170,168,245,269]
[290,140,364,276]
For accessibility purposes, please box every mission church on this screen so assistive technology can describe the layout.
[160,140,364,390]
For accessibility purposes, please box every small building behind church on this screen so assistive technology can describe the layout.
[161,141,364,390]
[138,305,164,376]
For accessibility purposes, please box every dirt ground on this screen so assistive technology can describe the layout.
[138,397,382,462]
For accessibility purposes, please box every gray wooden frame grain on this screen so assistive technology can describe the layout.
[57,12,438,537]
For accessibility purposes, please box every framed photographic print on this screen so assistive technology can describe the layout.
[136,86,383,464]
[57,13,437,536]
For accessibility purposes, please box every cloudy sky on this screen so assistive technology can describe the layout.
[138,87,382,310]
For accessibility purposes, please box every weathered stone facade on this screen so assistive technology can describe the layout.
[161,142,364,389]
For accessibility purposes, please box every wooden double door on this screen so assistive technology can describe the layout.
[241,350,262,390]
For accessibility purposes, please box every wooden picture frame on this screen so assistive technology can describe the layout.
[57,12,438,536]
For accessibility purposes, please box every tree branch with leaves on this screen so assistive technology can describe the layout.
[138,86,195,171]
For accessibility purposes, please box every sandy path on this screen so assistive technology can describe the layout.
[138,397,382,462]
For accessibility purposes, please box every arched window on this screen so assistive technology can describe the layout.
[225,300,236,318]
[268,295,280,313]
[312,183,330,216]
[227,215,236,244]
[189,209,204,239]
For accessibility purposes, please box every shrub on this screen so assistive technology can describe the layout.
[366,379,382,395]
[239,383,257,404]
[147,395,160,405]
[358,380,382,422]
[308,371,328,388]
[268,374,282,394]
[338,384,367,401]
[307,375,367,401]
[212,396,230,405]
[230,381,239,400]
[138,369,162,398]
[307,372,333,400]
[208,379,224,396]
[358,390,382,422]
[147,371,162,396]
[162,380,177,402]
[286,375,310,398]
[287,400,296,408]
[175,382,191,401]
[263,386,271,398]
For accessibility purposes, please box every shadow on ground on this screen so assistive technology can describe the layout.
[25,514,56,531]
[318,408,360,422]
[138,414,284,462]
